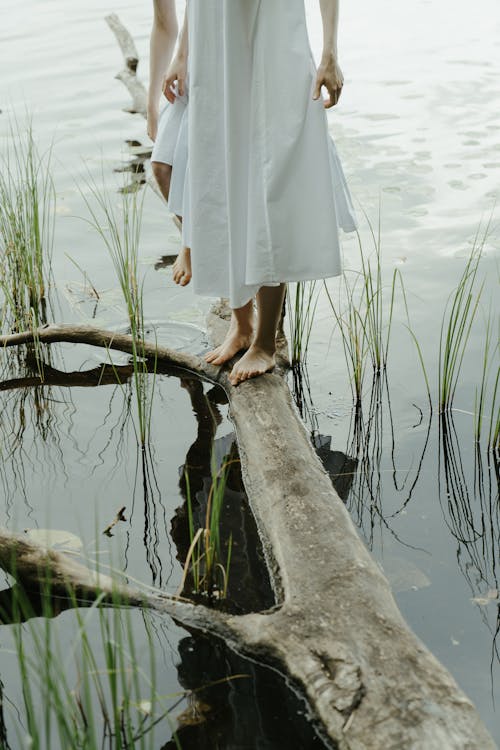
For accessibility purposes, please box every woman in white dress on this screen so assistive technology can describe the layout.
[149,0,357,385]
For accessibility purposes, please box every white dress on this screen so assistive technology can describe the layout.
[151,0,358,309]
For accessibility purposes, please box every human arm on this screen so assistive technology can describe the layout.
[148,0,178,141]
[162,6,189,104]
[313,0,344,109]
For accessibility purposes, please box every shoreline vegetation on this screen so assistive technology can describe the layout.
[0,14,498,750]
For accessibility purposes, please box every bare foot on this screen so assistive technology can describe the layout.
[204,327,254,366]
[228,345,275,386]
[172,246,192,286]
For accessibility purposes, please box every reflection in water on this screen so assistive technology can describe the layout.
[290,363,357,503]
[439,413,498,589]
[344,372,432,549]
[291,363,432,547]
[439,411,500,683]
[290,362,320,435]
[0,356,137,518]
[0,362,331,748]
[161,635,329,750]
[130,444,175,588]
[172,377,275,613]
[0,354,70,517]
[0,679,12,750]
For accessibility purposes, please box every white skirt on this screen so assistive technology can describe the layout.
[151,0,358,309]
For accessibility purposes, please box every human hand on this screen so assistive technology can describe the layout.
[147,107,158,142]
[312,55,344,109]
[162,53,188,104]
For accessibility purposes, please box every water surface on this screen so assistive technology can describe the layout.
[1,0,499,744]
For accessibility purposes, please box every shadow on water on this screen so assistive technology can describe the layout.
[0,356,334,749]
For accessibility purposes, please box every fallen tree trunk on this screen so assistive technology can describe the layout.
[0,310,495,749]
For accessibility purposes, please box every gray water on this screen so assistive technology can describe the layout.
[0,0,499,745]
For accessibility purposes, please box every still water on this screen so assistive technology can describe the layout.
[1,0,499,746]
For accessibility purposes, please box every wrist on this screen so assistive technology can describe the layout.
[321,49,338,65]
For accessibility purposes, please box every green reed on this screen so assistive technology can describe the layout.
[5,580,181,750]
[286,281,319,365]
[81,175,156,446]
[0,119,54,333]
[181,459,234,601]
[438,229,486,413]
[325,214,399,404]
[488,366,499,453]
[472,308,499,449]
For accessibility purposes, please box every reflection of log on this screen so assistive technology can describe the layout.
[0,362,135,391]
[0,304,494,749]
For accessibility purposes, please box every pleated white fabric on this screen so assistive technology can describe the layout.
[151,0,358,309]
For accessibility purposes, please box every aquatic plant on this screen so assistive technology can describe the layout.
[324,212,399,403]
[3,583,181,750]
[0,118,55,333]
[472,308,499,452]
[286,281,319,366]
[488,365,499,454]
[180,458,235,601]
[81,174,156,446]
[438,231,485,413]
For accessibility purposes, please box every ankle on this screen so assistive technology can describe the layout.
[230,313,255,336]
[251,339,276,355]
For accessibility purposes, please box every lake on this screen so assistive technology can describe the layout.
[1,0,499,746]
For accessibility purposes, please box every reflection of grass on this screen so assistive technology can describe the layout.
[345,369,433,547]
[6,586,181,750]
[82,175,156,446]
[0,119,54,333]
[181,460,234,601]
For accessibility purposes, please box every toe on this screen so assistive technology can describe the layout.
[205,348,223,363]
[210,354,226,366]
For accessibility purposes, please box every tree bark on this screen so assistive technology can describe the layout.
[0,307,495,749]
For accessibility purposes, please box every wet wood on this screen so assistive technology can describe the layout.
[0,307,495,749]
